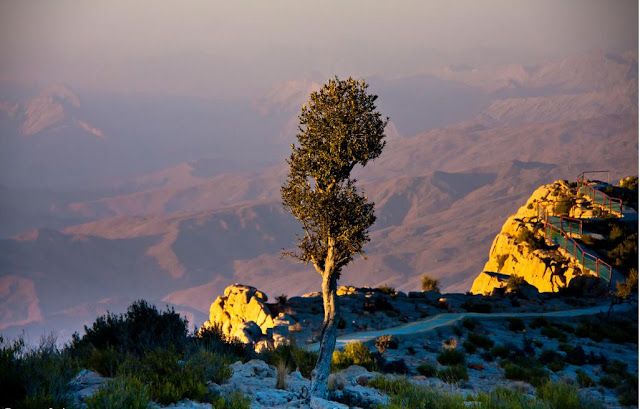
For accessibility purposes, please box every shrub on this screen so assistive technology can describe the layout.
[536,380,604,409]
[118,348,208,404]
[368,375,465,408]
[461,318,477,331]
[290,346,318,379]
[529,317,548,329]
[502,361,549,386]
[210,391,251,409]
[576,369,595,387]
[506,275,527,292]
[375,335,399,353]
[463,341,477,354]
[507,318,525,332]
[184,349,232,384]
[86,376,149,409]
[421,275,440,292]
[437,348,465,366]
[377,284,397,295]
[380,359,409,374]
[540,326,567,342]
[467,332,494,350]
[276,294,288,305]
[437,364,468,383]
[416,362,437,377]
[73,300,188,357]
[517,228,545,249]
[337,317,347,329]
[406,346,416,356]
[331,342,376,371]
[86,345,127,377]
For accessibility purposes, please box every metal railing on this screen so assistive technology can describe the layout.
[539,208,612,284]
[578,185,623,215]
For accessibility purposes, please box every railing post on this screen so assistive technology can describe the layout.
[596,259,599,278]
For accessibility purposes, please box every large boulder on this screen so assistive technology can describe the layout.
[202,284,294,349]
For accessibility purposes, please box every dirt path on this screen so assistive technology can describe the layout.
[307,302,634,351]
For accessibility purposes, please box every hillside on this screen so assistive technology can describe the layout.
[0,50,637,340]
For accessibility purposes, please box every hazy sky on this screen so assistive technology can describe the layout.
[1,0,637,98]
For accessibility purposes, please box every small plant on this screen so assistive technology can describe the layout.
[331,342,376,371]
[377,284,397,295]
[420,275,440,292]
[461,318,477,331]
[536,380,603,409]
[463,340,477,354]
[540,325,567,342]
[576,369,595,387]
[506,275,527,292]
[502,361,549,387]
[437,348,465,366]
[406,346,416,356]
[210,391,251,409]
[437,364,468,383]
[375,335,399,353]
[466,332,494,350]
[416,362,437,377]
[86,376,149,409]
[276,294,288,305]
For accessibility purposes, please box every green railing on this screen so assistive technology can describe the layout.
[578,185,623,215]
[541,214,612,283]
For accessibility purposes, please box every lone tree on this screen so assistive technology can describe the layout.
[281,77,387,398]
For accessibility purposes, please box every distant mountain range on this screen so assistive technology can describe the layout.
[0,50,637,341]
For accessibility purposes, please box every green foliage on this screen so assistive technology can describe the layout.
[421,275,440,292]
[0,335,77,408]
[118,348,209,404]
[536,380,604,409]
[281,77,387,274]
[473,387,548,409]
[416,362,437,377]
[437,348,466,366]
[210,391,252,409]
[540,325,567,342]
[575,317,638,343]
[377,284,397,295]
[368,376,466,409]
[331,341,376,371]
[506,275,527,292]
[86,376,149,409]
[467,333,494,350]
[502,361,549,387]
[576,369,595,387]
[437,365,468,383]
[72,300,188,358]
[260,343,318,379]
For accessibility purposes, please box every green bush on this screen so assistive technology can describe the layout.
[474,387,547,409]
[416,362,437,377]
[540,326,567,342]
[437,365,468,383]
[377,284,397,295]
[467,333,494,350]
[463,340,477,354]
[118,348,208,404]
[421,275,440,292]
[331,342,376,371]
[437,348,465,366]
[536,380,603,409]
[461,318,477,331]
[210,391,252,409]
[576,369,595,387]
[72,300,188,358]
[86,376,149,409]
[502,361,549,386]
[369,376,465,408]
[184,349,232,384]
[86,345,128,377]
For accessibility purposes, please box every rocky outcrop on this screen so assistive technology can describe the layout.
[201,284,294,350]
[471,181,596,295]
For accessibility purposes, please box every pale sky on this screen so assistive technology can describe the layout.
[1,0,637,98]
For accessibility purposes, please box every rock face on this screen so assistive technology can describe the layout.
[470,181,596,295]
[201,284,293,349]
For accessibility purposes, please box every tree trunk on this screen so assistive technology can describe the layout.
[310,272,338,398]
